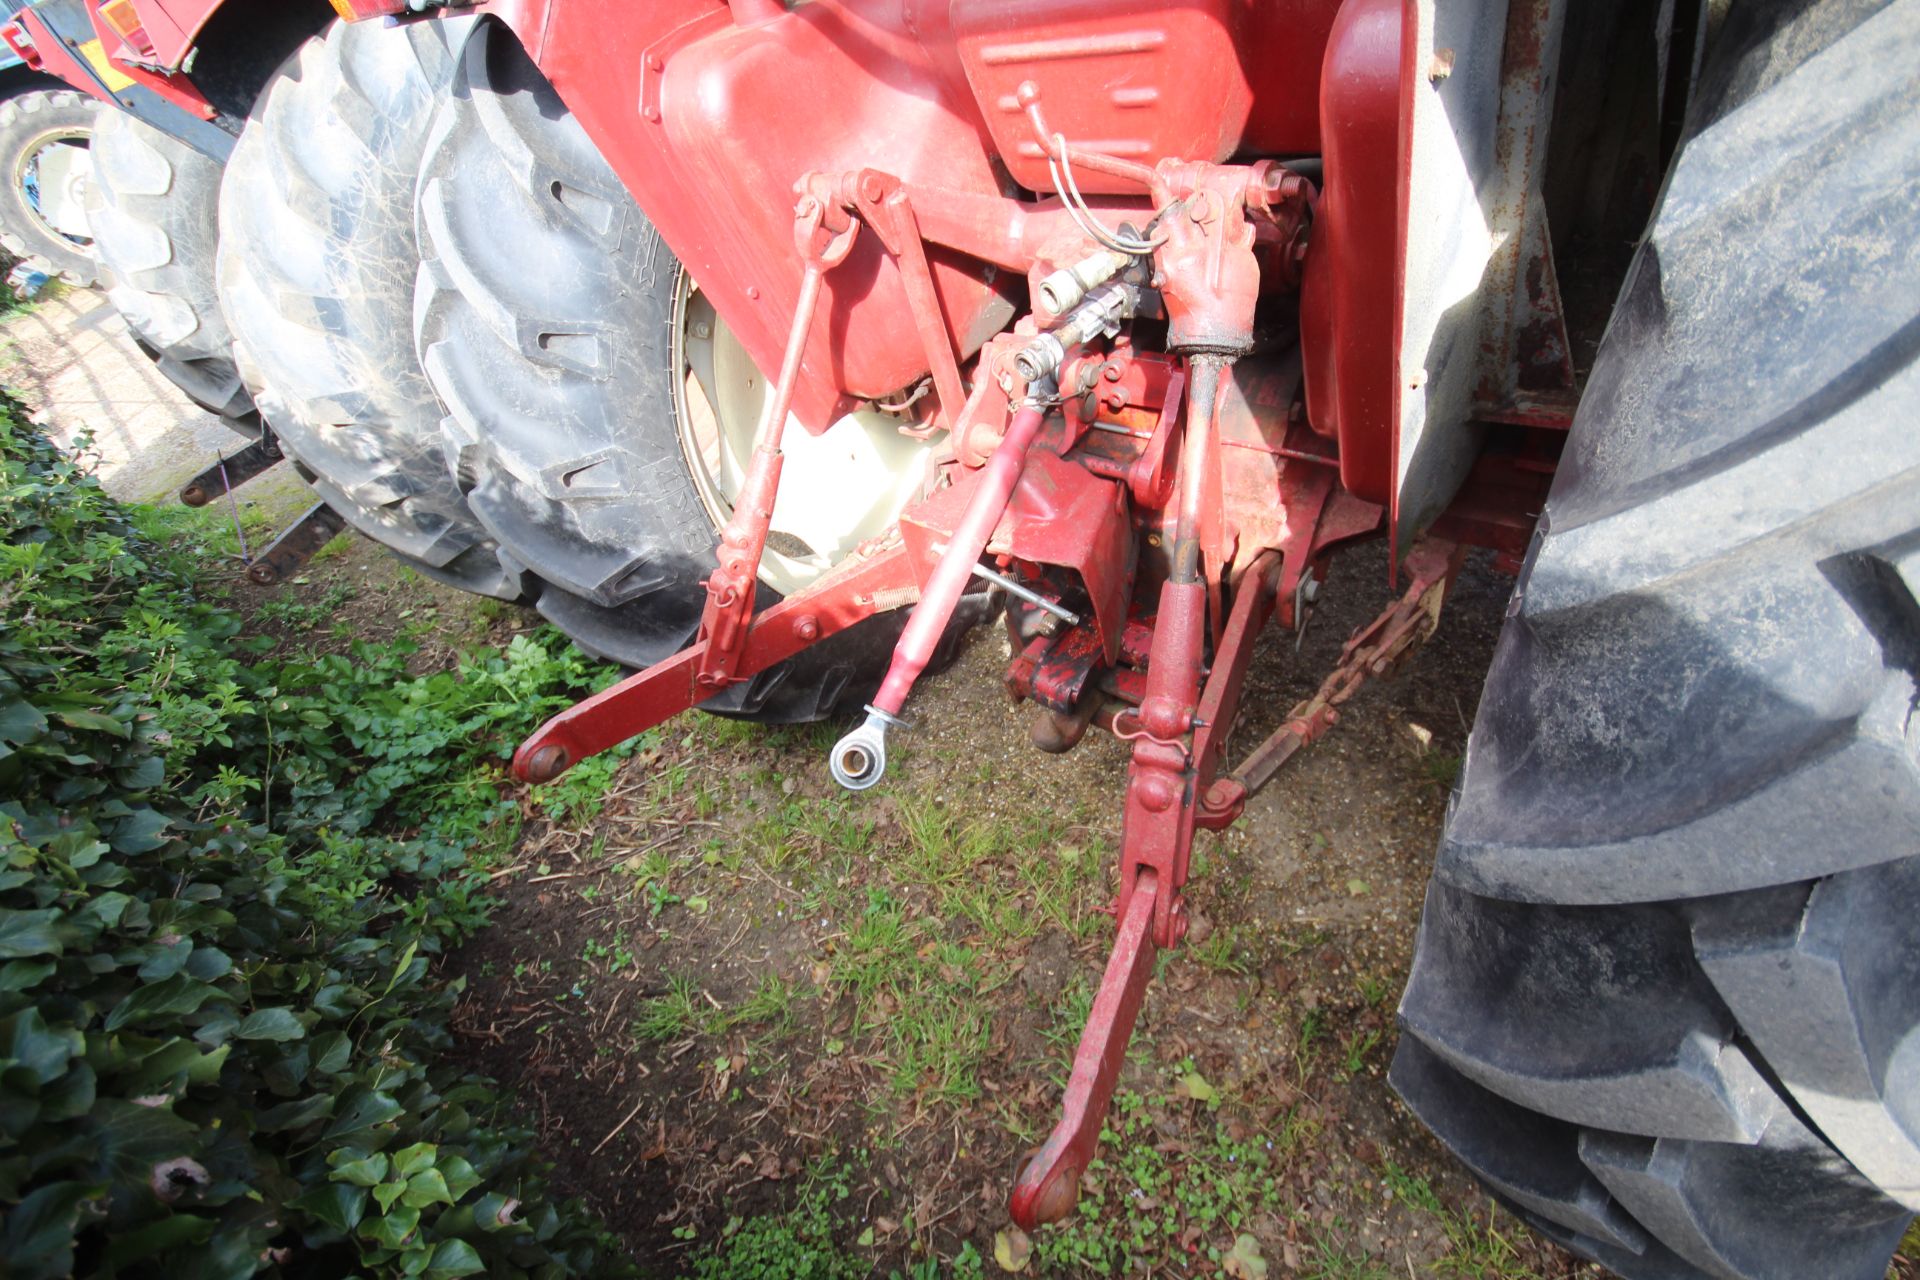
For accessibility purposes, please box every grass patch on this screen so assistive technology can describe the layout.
[831,887,1004,1101]
[1032,1084,1294,1274]
[1381,1163,1544,1278]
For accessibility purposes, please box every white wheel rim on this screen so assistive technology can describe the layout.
[670,268,931,596]
[18,130,92,243]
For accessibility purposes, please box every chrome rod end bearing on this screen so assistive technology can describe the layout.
[829,705,907,791]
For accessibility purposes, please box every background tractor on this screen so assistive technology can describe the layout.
[8,0,1918,1277]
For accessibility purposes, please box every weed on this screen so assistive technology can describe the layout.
[635,974,704,1042]
[1355,972,1394,1007]
[680,1159,863,1279]
[1193,927,1249,975]
[1337,1028,1383,1080]
[1295,1007,1327,1081]
[1300,1222,1396,1280]
[724,972,800,1034]
[1422,750,1464,789]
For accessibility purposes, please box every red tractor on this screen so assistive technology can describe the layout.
[14,0,1917,1276]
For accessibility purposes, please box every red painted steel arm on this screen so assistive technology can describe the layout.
[870,401,1048,718]
[1009,869,1161,1230]
[514,540,919,782]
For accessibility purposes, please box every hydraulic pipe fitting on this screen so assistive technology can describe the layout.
[1036,248,1136,318]
[830,705,905,791]
[1012,281,1140,384]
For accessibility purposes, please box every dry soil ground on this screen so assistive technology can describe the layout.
[17,286,1919,1280]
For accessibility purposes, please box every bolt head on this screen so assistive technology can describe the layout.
[793,614,820,642]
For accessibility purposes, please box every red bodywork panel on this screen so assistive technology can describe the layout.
[479,0,1393,440]
[1297,0,1401,506]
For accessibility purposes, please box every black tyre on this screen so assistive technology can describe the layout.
[1393,3,1920,1278]
[0,86,98,286]
[216,17,518,600]
[414,23,964,719]
[85,107,252,421]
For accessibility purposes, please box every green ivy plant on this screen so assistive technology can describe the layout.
[0,412,631,1278]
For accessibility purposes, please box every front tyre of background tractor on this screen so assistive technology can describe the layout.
[413,21,972,721]
[0,87,99,287]
[1393,4,1920,1278]
[214,17,518,600]
[85,107,253,423]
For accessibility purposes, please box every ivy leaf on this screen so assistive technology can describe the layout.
[424,1238,486,1278]
[471,1192,521,1231]
[309,1030,351,1076]
[372,1180,407,1213]
[358,1204,421,1250]
[234,1008,304,1042]
[53,707,129,738]
[391,1141,437,1177]
[4,1180,104,1280]
[0,696,47,745]
[437,1154,481,1201]
[323,1086,402,1142]
[252,1094,332,1133]
[121,1039,230,1095]
[99,1213,216,1268]
[0,959,54,992]
[115,753,165,790]
[104,976,220,1032]
[106,808,169,854]
[0,909,63,960]
[328,1150,389,1188]
[2,1009,78,1084]
[402,1168,453,1209]
[290,1181,366,1234]
[99,1212,217,1268]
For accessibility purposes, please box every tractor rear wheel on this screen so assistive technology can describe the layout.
[0,86,98,287]
[86,106,251,422]
[1392,3,1920,1277]
[413,21,964,719]
[215,17,516,599]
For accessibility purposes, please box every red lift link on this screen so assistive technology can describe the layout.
[692,189,860,694]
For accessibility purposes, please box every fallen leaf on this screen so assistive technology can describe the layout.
[857,1226,875,1247]
[1223,1233,1268,1279]
[1175,1071,1219,1105]
[1346,877,1371,897]
[994,1226,1032,1273]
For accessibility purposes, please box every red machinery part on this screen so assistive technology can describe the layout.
[85,0,217,119]
[873,401,1048,719]
[0,20,40,69]
[108,0,218,69]
[1298,0,1403,507]
[13,8,118,105]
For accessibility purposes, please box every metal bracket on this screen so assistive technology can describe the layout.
[179,430,282,508]
[246,502,346,587]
